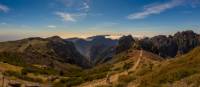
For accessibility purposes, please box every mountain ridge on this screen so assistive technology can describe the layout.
[0,36,91,68]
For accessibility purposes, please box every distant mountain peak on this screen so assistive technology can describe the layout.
[47,36,62,40]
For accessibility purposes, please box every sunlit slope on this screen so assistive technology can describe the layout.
[135,46,200,87]
[77,49,163,87]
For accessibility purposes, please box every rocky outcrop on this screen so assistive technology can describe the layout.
[116,35,135,54]
[139,30,200,58]
[173,30,200,55]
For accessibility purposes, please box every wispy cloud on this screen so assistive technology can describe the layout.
[127,0,199,20]
[55,12,86,22]
[55,0,92,23]
[0,4,9,12]
[79,2,90,12]
[55,12,76,22]
[47,25,57,28]
[57,0,91,11]
[1,22,7,25]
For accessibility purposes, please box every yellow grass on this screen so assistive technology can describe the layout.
[26,73,48,82]
[0,62,23,72]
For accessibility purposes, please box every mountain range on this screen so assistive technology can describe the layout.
[0,30,200,87]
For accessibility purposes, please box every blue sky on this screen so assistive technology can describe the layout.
[0,0,200,41]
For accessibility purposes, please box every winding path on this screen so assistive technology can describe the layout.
[129,50,143,72]
[78,50,143,87]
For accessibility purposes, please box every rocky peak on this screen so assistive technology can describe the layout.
[174,30,197,38]
[116,35,135,54]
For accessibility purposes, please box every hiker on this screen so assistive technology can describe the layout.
[106,72,111,84]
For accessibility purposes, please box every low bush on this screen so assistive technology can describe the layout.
[54,77,84,87]
[118,74,136,83]
[4,70,43,83]
[0,52,26,66]
[21,66,58,75]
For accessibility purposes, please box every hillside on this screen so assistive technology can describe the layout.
[135,46,200,87]
[0,36,91,87]
[1,30,200,87]
[88,47,200,87]
[66,35,118,65]
[77,48,163,87]
[0,36,90,68]
[76,32,200,87]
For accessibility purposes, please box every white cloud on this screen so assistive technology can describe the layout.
[55,12,87,22]
[83,2,90,9]
[127,0,198,20]
[105,35,122,40]
[57,0,91,11]
[0,4,9,12]
[47,25,57,28]
[55,12,76,22]
[79,2,90,12]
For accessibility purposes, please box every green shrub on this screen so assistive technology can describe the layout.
[0,52,26,66]
[118,74,136,83]
[54,77,84,87]
[80,64,111,81]
[113,82,127,87]
[123,62,133,71]
[4,70,21,77]
[4,70,43,83]
[22,66,58,75]
[83,72,107,81]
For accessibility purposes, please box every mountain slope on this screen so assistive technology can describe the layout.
[77,32,200,87]
[135,46,200,87]
[77,48,163,87]
[0,36,90,68]
[66,35,118,65]
[82,46,200,87]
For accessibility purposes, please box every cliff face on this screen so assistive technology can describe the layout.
[138,30,200,58]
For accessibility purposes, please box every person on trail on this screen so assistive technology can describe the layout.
[106,72,111,84]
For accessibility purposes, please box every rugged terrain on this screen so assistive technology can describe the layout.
[66,35,118,65]
[0,30,200,87]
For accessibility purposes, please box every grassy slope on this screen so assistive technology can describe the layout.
[136,46,200,87]
[0,62,23,72]
[77,49,163,87]
[93,47,200,87]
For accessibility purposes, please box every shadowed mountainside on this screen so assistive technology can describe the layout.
[66,35,118,65]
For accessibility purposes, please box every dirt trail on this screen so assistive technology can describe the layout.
[129,50,143,72]
[78,50,143,87]
[110,50,143,83]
